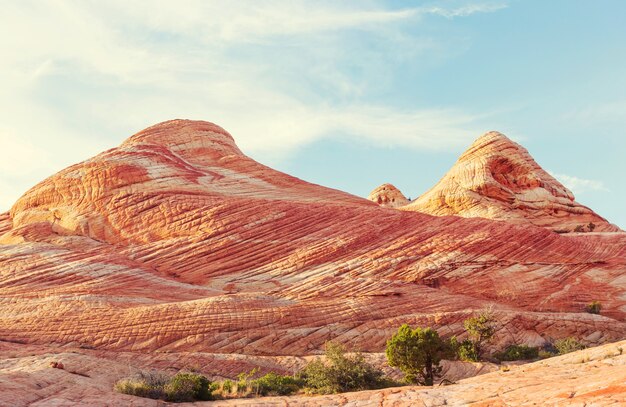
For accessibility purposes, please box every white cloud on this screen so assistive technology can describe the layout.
[0,1,506,211]
[548,171,609,195]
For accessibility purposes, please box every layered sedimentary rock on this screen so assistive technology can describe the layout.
[368,183,409,208]
[402,131,620,233]
[0,120,625,359]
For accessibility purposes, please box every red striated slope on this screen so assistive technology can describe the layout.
[402,131,620,233]
[0,120,624,357]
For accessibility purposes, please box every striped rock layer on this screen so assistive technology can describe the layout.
[402,131,620,233]
[0,120,624,356]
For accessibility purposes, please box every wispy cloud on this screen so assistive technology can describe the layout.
[548,171,609,195]
[562,100,626,125]
[0,1,506,210]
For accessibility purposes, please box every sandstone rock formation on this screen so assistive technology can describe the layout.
[368,183,409,208]
[402,131,620,233]
[0,120,624,359]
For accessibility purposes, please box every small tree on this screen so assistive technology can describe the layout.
[385,324,450,385]
[299,342,387,394]
[463,309,497,359]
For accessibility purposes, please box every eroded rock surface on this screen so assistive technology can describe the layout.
[368,183,409,208]
[0,120,624,358]
[403,131,620,233]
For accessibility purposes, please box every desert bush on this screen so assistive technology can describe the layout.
[449,337,479,362]
[386,325,452,385]
[251,372,303,396]
[115,370,212,402]
[585,300,602,314]
[236,367,259,391]
[494,345,539,361]
[220,379,234,394]
[538,350,556,359]
[164,372,212,402]
[114,370,169,400]
[299,342,389,394]
[554,337,586,355]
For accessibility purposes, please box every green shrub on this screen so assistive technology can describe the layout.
[299,342,389,394]
[386,325,452,385]
[221,379,234,394]
[236,367,259,391]
[538,350,556,359]
[164,372,212,402]
[554,337,586,355]
[585,301,602,315]
[251,372,303,396]
[449,336,479,362]
[115,370,212,403]
[114,370,168,400]
[494,345,539,361]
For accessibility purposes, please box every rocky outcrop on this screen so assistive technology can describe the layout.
[0,120,624,358]
[368,184,409,208]
[402,131,620,233]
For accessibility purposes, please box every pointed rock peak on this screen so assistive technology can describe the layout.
[121,119,244,165]
[368,183,409,208]
[403,131,619,232]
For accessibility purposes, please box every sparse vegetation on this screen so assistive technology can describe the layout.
[114,370,170,400]
[164,372,213,402]
[219,379,234,395]
[449,336,479,362]
[538,349,557,359]
[300,342,391,394]
[115,370,213,402]
[462,309,497,360]
[385,324,451,385]
[494,345,539,361]
[585,300,602,314]
[252,372,303,396]
[554,337,586,355]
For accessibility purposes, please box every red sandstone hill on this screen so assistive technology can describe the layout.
[0,120,624,359]
[400,131,620,233]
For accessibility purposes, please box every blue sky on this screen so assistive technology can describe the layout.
[1,0,624,228]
